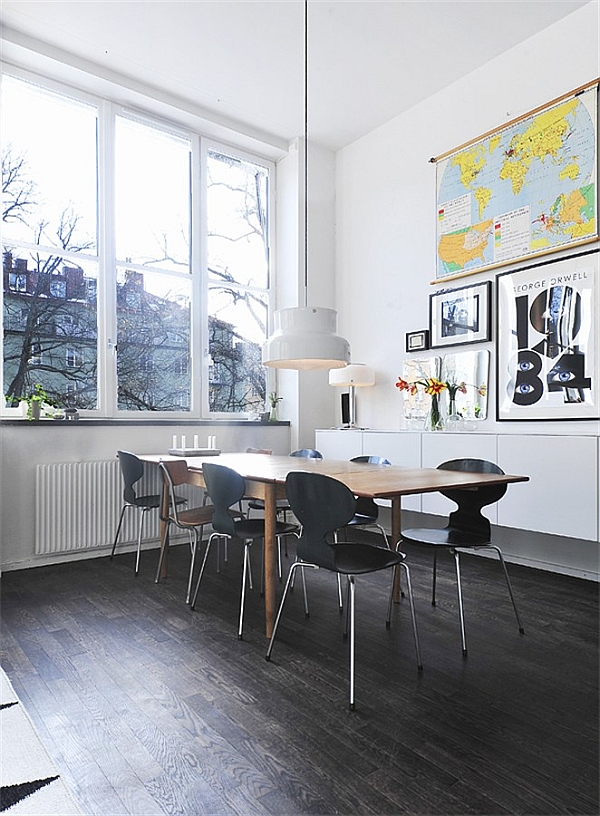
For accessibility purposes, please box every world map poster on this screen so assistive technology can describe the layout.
[435,82,598,281]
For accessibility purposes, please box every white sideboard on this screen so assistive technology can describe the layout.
[315,429,599,544]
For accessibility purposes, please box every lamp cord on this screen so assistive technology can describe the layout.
[303,0,308,306]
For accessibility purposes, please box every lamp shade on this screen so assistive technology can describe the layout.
[328,363,375,388]
[262,307,351,370]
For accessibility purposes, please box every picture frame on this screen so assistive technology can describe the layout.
[429,280,491,348]
[405,329,429,353]
[496,248,599,421]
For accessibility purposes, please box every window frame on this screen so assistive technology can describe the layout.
[1,64,276,419]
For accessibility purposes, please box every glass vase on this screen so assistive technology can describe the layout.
[424,393,444,431]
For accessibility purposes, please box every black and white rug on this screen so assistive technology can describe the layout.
[0,667,82,814]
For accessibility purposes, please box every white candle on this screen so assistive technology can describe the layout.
[193,435,199,449]
[181,435,186,449]
[172,435,177,449]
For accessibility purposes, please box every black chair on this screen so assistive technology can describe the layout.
[342,455,392,547]
[401,458,525,656]
[111,450,186,575]
[155,460,214,604]
[191,463,298,639]
[266,471,422,710]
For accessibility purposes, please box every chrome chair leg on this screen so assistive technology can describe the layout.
[238,542,251,639]
[300,563,310,617]
[134,507,149,575]
[489,545,525,634]
[110,505,128,559]
[348,575,356,710]
[190,532,216,609]
[266,561,318,660]
[155,520,171,584]
[337,574,344,611]
[400,564,423,670]
[452,549,468,657]
[185,528,201,604]
[386,563,423,671]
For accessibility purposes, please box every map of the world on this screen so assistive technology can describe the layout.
[435,82,597,280]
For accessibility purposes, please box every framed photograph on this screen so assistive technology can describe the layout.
[496,248,599,421]
[430,280,491,348]
[405,329,429,353]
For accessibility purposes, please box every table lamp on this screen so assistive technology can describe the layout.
[328,363,375,428]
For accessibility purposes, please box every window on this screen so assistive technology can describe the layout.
[206,149,269,413]
[66,347,84,369]
[1,71,272,416]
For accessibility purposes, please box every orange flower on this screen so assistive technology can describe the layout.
[395,377,417,395]
[424,378,447,396]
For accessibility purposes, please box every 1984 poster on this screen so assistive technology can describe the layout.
[496,249,599,421]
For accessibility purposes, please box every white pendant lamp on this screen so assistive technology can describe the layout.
[329,364,375,428]
[262,307,349,370]
[262,0,350,371]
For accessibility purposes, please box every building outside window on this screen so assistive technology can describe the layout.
[1,71,273,416]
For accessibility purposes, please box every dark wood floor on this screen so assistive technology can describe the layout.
[1,536,598,816]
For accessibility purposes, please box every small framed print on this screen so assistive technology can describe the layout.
[430,280,491,348]
[496,249,599,421]
[405,329,430,353]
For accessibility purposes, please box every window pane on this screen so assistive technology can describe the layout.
[208,284,267,413]
[207,150,269,289]
[116,267,191,411]
[1,75,98,253]
[115,117,191,273]
[3,248,98,408]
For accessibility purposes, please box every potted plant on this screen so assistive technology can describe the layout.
[18,383,54,421]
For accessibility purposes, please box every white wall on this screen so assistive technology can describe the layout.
[0,422,291,570]
[334,2,600,436]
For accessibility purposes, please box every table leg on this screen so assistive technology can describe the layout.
[263,482,276,638]
[391,495,402,602]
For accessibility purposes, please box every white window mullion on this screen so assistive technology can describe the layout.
[97,100,118,417]
[191,134,204,418]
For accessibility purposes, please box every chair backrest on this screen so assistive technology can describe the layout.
[290,448,323,459]
[203,463,246,536]
[350,456,391,516]
[158,460,190,524]
[117,450,144,504]
[437,458,507,538]
[285,472,355,570]
[350,455,391,466]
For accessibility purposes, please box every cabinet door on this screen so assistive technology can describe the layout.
[315,429,363,460]
[421,433,498,519]
[362,431,422,511]
[497,435,598,540]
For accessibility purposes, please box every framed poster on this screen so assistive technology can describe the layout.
[496,248,599,421]
[430,280,491,348]
[434,81,598,282]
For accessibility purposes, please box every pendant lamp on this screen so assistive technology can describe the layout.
[262,0,350,371]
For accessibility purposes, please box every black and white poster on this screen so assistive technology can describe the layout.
[496,248,599,421]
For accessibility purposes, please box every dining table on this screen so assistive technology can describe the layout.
[139,452,528,637]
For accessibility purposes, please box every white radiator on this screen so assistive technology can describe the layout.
[34,460,179,555]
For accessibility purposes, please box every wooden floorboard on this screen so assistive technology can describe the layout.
[1,537,598,815]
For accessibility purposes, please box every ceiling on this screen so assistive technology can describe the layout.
[0,0,591,151]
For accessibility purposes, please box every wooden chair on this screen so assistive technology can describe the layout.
[155,460,214,604]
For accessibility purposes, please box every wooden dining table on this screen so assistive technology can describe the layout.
[139,452,528,637]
